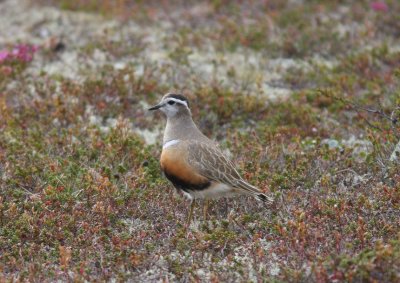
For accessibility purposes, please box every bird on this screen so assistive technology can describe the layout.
[149,93,273,228]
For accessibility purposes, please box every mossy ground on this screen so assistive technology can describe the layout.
[0,0,399,281]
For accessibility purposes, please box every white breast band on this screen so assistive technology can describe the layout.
[163,139,180,149]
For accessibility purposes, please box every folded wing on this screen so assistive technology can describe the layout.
[186,141,273,204]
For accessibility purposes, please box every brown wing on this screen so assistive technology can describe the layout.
[186,141,273,203]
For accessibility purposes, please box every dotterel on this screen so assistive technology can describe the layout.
[149,93,273,228]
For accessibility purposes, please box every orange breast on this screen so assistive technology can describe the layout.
[161,147,208,186]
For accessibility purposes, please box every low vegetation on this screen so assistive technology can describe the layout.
[0,0,399,281]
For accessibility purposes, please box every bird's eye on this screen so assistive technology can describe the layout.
[167,101,175,105]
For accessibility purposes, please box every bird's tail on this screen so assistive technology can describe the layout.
[256,193,274,204]
[237,180,274,205]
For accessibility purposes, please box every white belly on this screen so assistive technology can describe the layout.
[183,183,241,200]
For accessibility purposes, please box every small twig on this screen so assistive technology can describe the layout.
[341,97,397,125]
[335,168,359,175]
[318,89,400,138]
[319,89,397,123]
[354,108,384,132]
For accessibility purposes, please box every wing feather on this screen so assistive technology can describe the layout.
[186,141,273,204]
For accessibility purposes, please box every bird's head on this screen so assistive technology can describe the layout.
[148,93,191,118]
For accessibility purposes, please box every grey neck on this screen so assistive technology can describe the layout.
[163,112,210,144]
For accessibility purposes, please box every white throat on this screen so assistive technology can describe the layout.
[163,139,180,149]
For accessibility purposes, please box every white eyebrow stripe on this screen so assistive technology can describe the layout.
[163,139,180,149]
[165,98,188,107]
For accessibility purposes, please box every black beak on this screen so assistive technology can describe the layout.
[148,103,163,111]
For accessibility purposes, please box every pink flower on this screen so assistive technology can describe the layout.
[370,1,388,12]
[0,44,38,64]
[12,44,39,62]
[0,50,9,62]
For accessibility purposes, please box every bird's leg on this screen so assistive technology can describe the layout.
[186,199,195,229]
[203,199,209,221]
